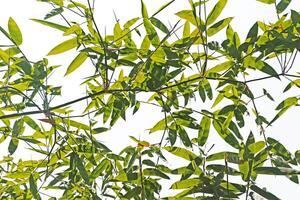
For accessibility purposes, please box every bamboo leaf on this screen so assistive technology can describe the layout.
[44,7,64,20]
[65,52,88,76]
[29,174,41,200]
[171,179,202,189]
[8,17,23,45]
[250,185,280,200]
[31,19,68,31]
[48,37,78,55]
[256,0,275,4]
[276,0,292,14]
[141,0,149,18]
[143,168,170,179]
[198,116,211,146]
[164,146,197,161]
[207,17,233,36]
[206,0,228,25]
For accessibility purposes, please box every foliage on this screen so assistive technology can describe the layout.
[0,0,300,199]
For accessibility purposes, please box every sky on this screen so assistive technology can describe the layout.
[1,0,300,199]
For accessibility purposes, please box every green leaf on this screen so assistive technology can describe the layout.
[213,120,240,149]
[255,61,278,77]
[48,37,78,55]
[24,116,41,131]
[65,52,88,76]
[143,168,170,179]
[248,141,265,154]
[144,18,160,47]
[44,7,64,20]
[275,97,298,110]
[206,151,239,164]
[8,119,24,155]
[164,146,197,161]
[207,61,233,74]
[175,10,201,26]
[31,19,68,32]
[150,17,169,34]
[8,17,23,45]
[267,137,292,161]
[206,0,228,25]
[152,0,175,17]
[141,0,149,18]
[198,116,211,146]
[207,17,233,36]
[16,60,32,75]
[250,185,280,200]
[149,116,172,133]
[256,0,275,4]
[29,174,41,200]
[76,155,90,185]
[8,138,18,155]
[171,179,202,189]
[276,0,292,14]
[178,126,192,147]
[0,48,10,64]
[283,79,300,92]
[255,167,300,175]
[90,159,109,179]
[183,21,190,38]
[269,97,298,125]
[124,187,141,199]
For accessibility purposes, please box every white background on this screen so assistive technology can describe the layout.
[1,0,300,199]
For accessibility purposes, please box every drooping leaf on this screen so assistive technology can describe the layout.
[178,126,192,147]
[198,116,211,146]
[29,174,41,200]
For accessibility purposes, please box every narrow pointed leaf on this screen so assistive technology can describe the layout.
[8,17,23,45]
[206,0,228,25]
[65,52,88,76]
[48,37,78,55]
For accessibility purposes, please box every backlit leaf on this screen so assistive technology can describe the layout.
[8,17,23,45]
[65,52,88,76]
[48,37,78,55]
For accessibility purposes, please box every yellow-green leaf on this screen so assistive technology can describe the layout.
[256,0,275,4]
[8,17,23,45]
[0,48,9,64]
[206,0,228,25]
[65,52,88,76]
[141,0,149,18]
[31,19,68,32]
[207,61,233,73]
[164,146,197,161]
[207,17,233,36]
[48,37,78,55]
